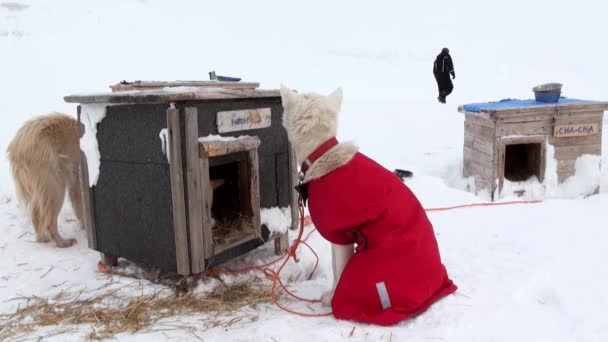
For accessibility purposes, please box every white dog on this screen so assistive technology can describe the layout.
[280,85,456,325]
[280,85,355,305]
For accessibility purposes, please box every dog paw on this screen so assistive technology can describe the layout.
[35,233,51,243]
[320,289,335,307]
[55,238,77,248]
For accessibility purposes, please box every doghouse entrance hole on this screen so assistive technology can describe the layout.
[504,143,542,182]
[209,159,256,245]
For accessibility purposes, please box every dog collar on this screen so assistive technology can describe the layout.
[300,137,339,178]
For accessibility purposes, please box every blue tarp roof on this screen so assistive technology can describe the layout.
[461,98,591,113]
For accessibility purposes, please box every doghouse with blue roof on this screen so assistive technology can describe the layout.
[458,83,608,199]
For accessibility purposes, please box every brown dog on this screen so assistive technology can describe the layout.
[7,113,84,247]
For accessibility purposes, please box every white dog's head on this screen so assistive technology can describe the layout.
[279,85,343,165]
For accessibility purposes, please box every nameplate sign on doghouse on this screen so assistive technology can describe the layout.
[217,108,271,133]
[553,123,599,138]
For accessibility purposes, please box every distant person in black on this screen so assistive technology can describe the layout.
[433,48,455,103]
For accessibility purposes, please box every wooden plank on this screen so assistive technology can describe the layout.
[554,122,600,138]
[496,112,554,124]
[557,159,577,173]
[496,119,553,137]
[465,113,495,128]
[557,170,575,183]
[555,111,604,120]
[184,107,205,274]
[549,133,602,147]
[216,107,272,133]
[499,135,547,146]
[288,143,299,231]
[248,149,261,236]
[78,151,97,249]
[474,176,495,195]
[497,143,505,195]
[463,145,493,167]
[464,120,495,141]
[554,144,601,160]
[199,157,214,259]
[199,137,261,157]
[555,116,602,126]
[110,81,260,92]
[463,158,495,180]
[464,135,495,157]
[64,88,280,104]
[77,105,98,250]
[212,233,258,255]
[167,107,190,275]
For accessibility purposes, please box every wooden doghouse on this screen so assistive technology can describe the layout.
[64,82,298,275]
[458,98,608,199]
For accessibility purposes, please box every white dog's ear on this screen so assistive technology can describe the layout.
[280,84,297,108]
[327,87,343,112]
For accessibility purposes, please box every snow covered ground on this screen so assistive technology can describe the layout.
[1,1,607,341]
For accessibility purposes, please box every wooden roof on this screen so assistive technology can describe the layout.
[64,87,280,104]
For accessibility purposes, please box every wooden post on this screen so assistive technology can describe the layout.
[167,107,190,276]
[288,143,299,230]
[101,253,118,267]
[184,107,205,274]
[248,149,261,237]
[199,157,214,259]
[274,234,289,255]
[77,106,97,249]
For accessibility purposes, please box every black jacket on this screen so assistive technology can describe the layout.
[433,52,455,78]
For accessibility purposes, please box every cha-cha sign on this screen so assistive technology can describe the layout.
[553,123,599,138]
[217,108,272,133]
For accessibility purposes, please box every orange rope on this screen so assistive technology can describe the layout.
[425,199,543,212]
[204,199,544,317]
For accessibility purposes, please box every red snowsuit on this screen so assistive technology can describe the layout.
[307,152,457,326]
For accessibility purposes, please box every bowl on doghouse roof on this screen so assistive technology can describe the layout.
[533,82,563,103]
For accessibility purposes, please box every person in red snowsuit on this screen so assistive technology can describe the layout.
[280,85,457,326]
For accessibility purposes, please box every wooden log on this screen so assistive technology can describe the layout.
[167,107,190,275]
[184,107,205,274]
[199,137,261,157]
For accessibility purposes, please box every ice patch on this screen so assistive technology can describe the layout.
[80,104,108,187]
